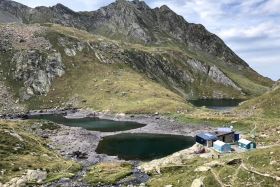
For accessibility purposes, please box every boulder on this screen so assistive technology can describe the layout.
[191,177,204,187]
[195,166,211,172]
[26,169,47,183]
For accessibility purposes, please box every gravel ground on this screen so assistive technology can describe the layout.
[27,109,216,186]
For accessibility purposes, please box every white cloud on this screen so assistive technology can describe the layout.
[219,22,280,39]
[262,0,280,14]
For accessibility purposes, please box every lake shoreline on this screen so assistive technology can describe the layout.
[27,109,215,163]
[1,108,216,186]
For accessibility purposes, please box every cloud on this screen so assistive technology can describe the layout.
[219,22,280,39]
[148,0,280,80]
[14,0,280,80]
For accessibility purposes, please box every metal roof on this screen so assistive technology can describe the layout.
[217,127,233,132]
[238,139,252,145]
[214,140,226,146]
[197,132,218,140]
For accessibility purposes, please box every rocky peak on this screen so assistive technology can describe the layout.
[131,0,150,10]
[159,5,172,12]
[51,3,75,13]
[0,0,255,68]
[0,0,30,22]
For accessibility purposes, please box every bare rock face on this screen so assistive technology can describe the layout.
[208,66,242,91]
[0,0,249,67]
[0,24,65,100]
[58,37,85,57]
[12,50,64,100]
[0,1,273,103]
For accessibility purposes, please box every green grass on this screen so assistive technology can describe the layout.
[147,146,280,187]
[225,70,271,96]
[1,23,273,114]
[0,120,81,184]
[25,31,192,114]
[237,87,280,118]
[84,162,133,185]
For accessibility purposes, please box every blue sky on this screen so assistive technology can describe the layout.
[15,0,280,80]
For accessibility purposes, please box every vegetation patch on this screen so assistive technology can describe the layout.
[147,146,280,187]
[84,162,133,185]
[0,120,81,184]
[40,121,61,130]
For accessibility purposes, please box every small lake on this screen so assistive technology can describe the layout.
[96,133,195,160]
[188,99,244,110]
[28,114,146,132]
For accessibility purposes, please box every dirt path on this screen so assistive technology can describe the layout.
[210,169,226,187]
[230,163,242,186]
[241,163,280,182]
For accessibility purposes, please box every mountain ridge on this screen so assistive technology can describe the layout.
[0,0,250,67]
[0,0,274,113]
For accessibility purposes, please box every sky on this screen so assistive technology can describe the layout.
[15,0,280,80]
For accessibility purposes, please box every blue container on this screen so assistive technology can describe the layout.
[234,133,240,141]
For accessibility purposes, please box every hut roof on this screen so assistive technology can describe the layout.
[217,127,233,132]
[197,132,218,140]
[238,139,252,145]
[214,140,226,146]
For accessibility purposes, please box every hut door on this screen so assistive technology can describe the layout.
[250,143,254,149]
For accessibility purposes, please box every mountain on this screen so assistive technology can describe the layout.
[0,0,273,113]
[0,0,253,67]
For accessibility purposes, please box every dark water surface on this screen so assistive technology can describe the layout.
[189,99,244,110]
[96,133,195,160]
[28,114,146,132]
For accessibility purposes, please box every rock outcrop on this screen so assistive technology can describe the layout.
[1,169,47,187]
[140,143,210,173]
[0,24,65,100]
[0,1,274,109]
[12,50,64,99]
[0,0,257,68]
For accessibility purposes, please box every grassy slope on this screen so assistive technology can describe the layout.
[0,24,272,114]
[26,52,191,114]
[146,84,280,186]
[25,25,192,114]
[0,120,81,184]
[148,146,280,187]
[15,24,269,112]
[237,86,280,118]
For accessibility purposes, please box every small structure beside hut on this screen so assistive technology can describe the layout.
[196,127,256,153]
[215,128,235,143]
[196,132,218,147]
[238,139,256,150]
[213,140,231,153]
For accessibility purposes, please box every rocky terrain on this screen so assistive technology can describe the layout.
[0,0,257,68]
[0,0,273,114]
[0,22,273,113]
[0,1,279,187]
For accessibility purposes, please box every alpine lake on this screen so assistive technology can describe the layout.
[29,114,195,160]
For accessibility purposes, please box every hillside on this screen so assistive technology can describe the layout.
[0,0,273,114]
[0,120,81,185]
[237,81,280,118]
[0,1,279,187]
